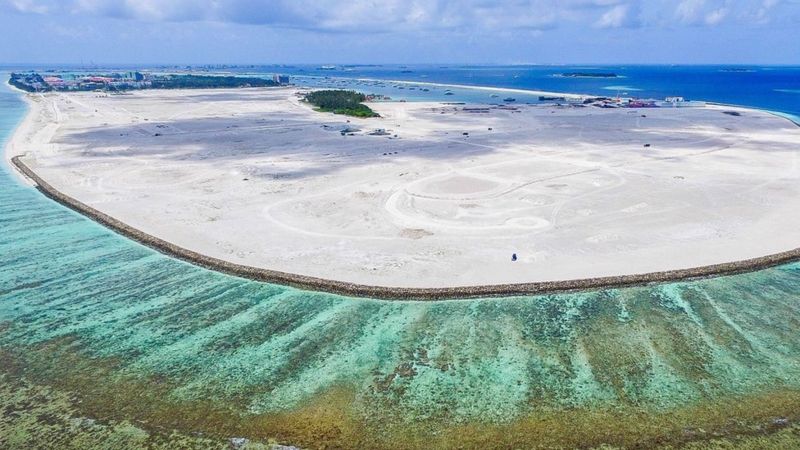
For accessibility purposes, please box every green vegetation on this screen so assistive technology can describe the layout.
[148,75,277,89]
[8,73,277,93]
[305,90,378,117]
[9,72,49,92]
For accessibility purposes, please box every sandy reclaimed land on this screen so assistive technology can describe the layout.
[6,87,800,289]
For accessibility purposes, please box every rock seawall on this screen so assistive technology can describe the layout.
[11,155,800,301]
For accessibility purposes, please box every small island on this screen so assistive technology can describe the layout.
[304,89,379,117]
[9,71,283,92]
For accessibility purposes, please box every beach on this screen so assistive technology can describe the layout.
[7,87,800,289]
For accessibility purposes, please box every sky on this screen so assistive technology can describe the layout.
[1,0,799,65]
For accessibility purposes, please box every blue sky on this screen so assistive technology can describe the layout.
[1,0,799,65]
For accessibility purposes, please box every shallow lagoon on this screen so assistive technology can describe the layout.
[3,77,800,448]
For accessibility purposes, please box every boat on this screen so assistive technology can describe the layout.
[503,97,516,102]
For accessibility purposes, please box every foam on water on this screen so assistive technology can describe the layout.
[603,85,643,92]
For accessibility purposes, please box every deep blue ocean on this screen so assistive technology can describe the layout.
[223,64,800,117]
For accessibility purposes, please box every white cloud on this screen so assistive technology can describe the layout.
[676,0,705,23]
[675,0,735,26]
[752,0,781,24]
[1,0,793,33]
[8,0,52,14]
[595,4,630,28]
[704,7,728,25]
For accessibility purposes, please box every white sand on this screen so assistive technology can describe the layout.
[7,87,800,288]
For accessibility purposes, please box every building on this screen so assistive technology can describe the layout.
[126,71,145,81]
[627,99,657,108]
[43,76,65,88]
[659,96,705,108]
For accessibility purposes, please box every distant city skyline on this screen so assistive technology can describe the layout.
[1,0,799,65]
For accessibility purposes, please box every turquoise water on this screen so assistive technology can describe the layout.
[235,64,800,117]
[4,74,800,447]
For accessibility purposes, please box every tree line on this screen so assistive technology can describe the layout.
[304,90,378,118]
